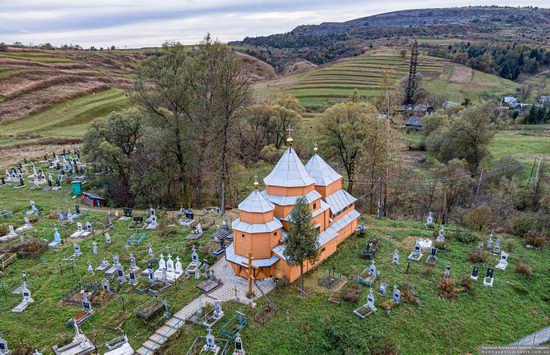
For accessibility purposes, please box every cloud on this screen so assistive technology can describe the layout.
[0,0,548,48]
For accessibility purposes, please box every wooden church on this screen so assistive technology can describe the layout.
[225,139,360,284]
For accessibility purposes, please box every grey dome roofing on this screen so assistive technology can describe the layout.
[305,154,342,186]
[238,189,275,213]
[263,148,316,187]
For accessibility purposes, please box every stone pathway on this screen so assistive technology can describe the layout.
[136,257,276,354]
[509,326,550,347]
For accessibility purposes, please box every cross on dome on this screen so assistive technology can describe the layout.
[286,125,294,145]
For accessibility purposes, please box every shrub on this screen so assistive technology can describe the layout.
[467,247,490,263]
[463,206,493,231]
[524,231,547,249]
[260,144,282,164]
[456,230,479,244]
[157,225,178,237]
[515,261,533,277]
[400,284,420,305]
[459,275,474,295]
[437,277,457,299]
[341,284,361,304]
[0,224,7,236]
[511,216,533,238]
[504,240,514,253]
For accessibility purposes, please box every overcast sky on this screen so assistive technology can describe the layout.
[0,0,547,48]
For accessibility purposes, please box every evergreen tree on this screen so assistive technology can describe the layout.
[283,197,319,292]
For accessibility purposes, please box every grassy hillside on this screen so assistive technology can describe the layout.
[255,49,519,110]
[0,165,547,354]
[0,177,212,351]
[0,47,279,170]
[161,216,549,354]
[256,50,519,110]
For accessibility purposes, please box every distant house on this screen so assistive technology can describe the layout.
[405,116,423,131]
[81,192,106,207]
[442,101,459,110]
[502,96,520,109]
[502,96,529,111]
[539,96,550,105]
[398,104,433,117]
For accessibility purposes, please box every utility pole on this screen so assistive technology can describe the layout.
[534,157,544,198]
[404,40,419,105]
[442,186,448,225]
[528,157,538,187]
[377,176,383,220]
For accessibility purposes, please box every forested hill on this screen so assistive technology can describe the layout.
[231,6,550,72]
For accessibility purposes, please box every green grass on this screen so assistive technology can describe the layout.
[0,52,74,64]
[0,68,33,80]
[489,130,550,177]
[0,164,219,352]
[258,52,519,110]
[0,88,127,146]
[162,215,550,354]
[424,69,519,104]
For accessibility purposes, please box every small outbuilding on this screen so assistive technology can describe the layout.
[81,192,106,207]
[405,116,423,131]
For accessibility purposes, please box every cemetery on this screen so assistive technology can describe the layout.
[0,152,548,354]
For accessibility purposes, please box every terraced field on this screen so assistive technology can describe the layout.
[256,51,519,110]
[0,89,128,169]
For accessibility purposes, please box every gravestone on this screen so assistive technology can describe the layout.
[379,282,387,296]
[0,333,8,353]
[471,265,479,281]
[102,278,111,293]
[369,259,378,276]
[117,265,127,283]
[48,227,62,248]
[105,233,112,245]
[148,242,153,257]
[86,222,93,234]
[426,211,434,228]
[71,222,84,238]
[426,247,438,266]
[81,291,93,312]
[495,251,509,270]
[392,249,400,265]
[158,254,166,270]
[147,264,155,286]
[408,240,423,262]
[483,267,494,287]
[487,233,494,249]
[203,327,219,353]
[443,263,451,278]
[493,238,501,255]
[67,211,74,223]
[87,260,94,273]
[234,333,244,355]
[367,288,376,312]
[392,285,401,303]
[96,258,110,272]
[436,225,445,243]
[166,254,174,273]
[129,270,138,286]
[175,256,183,274]
[92,241,98,255]
[73,243,82,257]
[11,282,34,313]
[213,299,224,320]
